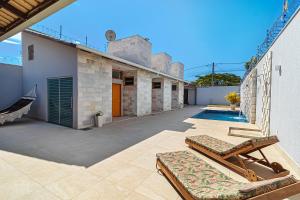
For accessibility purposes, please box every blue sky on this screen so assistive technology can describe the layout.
[0,0,283,81]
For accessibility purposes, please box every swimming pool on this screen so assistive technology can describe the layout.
[193,110,248,123]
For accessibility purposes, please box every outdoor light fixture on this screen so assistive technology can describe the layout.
[275,65,282,76]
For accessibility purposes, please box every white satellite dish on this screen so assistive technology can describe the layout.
[105,30,116,41]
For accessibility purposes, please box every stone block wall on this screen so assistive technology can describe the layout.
[123,71,137,116]
[152,78,163,112]
[108,35,152,67]
[170,62,184,79]
[240,69,257,124]
[172,83,179,109]
[163,78,172,111]
[172,81,184,109]
[137,70,152,116]
[151,53,172,74]
[178,82,184,108]
[77,50,112,129]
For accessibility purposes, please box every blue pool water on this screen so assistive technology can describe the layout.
[193,110,248,123]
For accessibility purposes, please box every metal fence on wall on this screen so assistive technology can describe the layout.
[253,0,300,70]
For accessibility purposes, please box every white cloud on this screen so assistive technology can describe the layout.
[2,33,21,45]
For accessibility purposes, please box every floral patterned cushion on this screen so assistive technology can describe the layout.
[186,135,279,156]
[239,175,297,197]
[186,135,235,156]
[157,151,247,200]
[156,151,297,200]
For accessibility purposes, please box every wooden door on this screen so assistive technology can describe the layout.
[112,83,121,117]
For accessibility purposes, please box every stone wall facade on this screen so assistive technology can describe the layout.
[108,35,152,67]
[163,78,172,111]
[137,70,152,116]
[123,71,137,116]
[170,62,184,80]
[151,53,172,74]
[172,83,179,109]
[77,50,112,129]
[178,82,184,108]
[172,82,184,109]
[240,69,257,124]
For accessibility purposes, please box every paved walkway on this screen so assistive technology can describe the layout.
[0,106,299,200]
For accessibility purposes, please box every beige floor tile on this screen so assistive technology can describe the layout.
[87,158,128,179]
[74,180,130,200]
[106,163,152,191]
[135,172,179,200]
[125,191,153,200]
[45,171,101,200]
[16,188,61,200]
[0,176,44,200]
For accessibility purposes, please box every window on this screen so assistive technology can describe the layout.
[28,45,34,60]
[172,85,177,91]
[112,71,122,79]
[124,77,134,86]
[152,82,161,89]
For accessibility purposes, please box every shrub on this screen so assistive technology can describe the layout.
[225,92,240,104]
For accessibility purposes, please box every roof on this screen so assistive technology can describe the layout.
[24,29,186,83]
[0,0,75,41]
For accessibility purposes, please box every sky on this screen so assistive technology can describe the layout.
[0,0,284,81]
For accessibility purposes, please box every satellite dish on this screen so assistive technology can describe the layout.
[105,30,116,41]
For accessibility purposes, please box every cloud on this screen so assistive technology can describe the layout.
[2,33,21,45]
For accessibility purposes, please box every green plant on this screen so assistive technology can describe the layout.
[194,73,241,87]
[95,111,103,117]
[225,92,240,104]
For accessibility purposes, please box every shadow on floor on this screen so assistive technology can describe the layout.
[0,106,202,167]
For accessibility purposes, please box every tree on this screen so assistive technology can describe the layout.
[193,73,241,87]
[244,56,257,71]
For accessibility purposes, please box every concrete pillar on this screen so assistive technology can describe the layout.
[163,78,172,111]
[123,71,137,116]
[171,81,184,109]
[137,70,152,116]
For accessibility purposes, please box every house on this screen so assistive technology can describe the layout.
[22,29,185,129]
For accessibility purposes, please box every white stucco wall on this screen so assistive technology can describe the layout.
[187,88,196,105]
[253,9,300,164]
[196,86,240,105]
[0,63,23,110]
[22,31,78,127]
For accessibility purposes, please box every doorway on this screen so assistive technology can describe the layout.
[112,83,121,117]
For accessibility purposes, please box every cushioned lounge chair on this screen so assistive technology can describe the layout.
[156,151,300,200]
[185,135,289,181]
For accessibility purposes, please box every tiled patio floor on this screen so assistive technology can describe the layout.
[0,106,299,199]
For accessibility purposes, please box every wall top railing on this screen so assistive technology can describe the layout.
[243,0,300,79]
[30,24,101,52]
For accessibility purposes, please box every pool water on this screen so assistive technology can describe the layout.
[193,110,248,123]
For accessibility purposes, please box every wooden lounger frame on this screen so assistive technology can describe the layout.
[157,159,300,200]
[185,138,290,182]
[228,127,262,139]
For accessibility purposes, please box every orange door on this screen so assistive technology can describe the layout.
[112,84,121,117]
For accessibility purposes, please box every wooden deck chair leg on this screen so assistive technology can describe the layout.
[235,154,259,182]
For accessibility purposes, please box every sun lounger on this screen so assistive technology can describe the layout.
[156,151,300,200]
[185,135,289,181]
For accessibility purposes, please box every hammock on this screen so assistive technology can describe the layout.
[0,85,37,125]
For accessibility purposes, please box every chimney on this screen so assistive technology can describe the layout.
[108,35,152,67]
[151,53,172,74]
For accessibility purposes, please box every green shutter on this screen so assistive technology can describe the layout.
[47,77,73,128]
[48,79,60,124]
[59,77,73,127]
